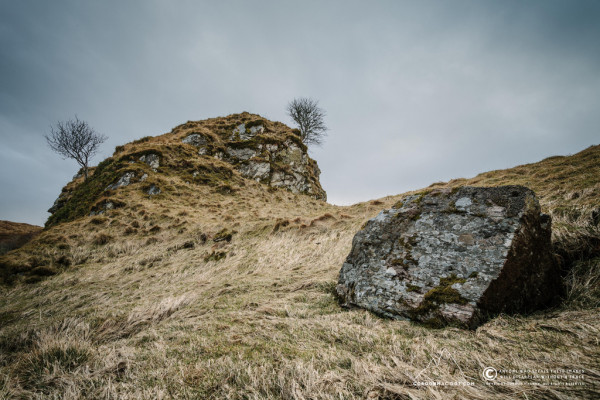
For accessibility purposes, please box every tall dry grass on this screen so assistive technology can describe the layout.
[1,145,599,398]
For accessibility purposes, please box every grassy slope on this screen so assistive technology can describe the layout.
[0,142,599,399]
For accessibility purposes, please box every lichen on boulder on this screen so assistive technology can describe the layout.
[336,186,561,329]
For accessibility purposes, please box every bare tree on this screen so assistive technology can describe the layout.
[45,116,107,181]
[286,98,327,146]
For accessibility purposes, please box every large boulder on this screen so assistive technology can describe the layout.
[337,186,561,329]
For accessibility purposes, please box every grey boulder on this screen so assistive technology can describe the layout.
[337,186,561,329]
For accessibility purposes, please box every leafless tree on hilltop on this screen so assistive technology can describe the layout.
[45,116,107,180]
[287,97,328,146]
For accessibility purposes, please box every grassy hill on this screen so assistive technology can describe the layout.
[0,116,598,399]
[0,221,42,256]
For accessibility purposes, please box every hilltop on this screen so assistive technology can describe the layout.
[0,115,598,399]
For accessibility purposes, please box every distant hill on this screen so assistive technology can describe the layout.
[0,115,597,399]
[0,220,41,255]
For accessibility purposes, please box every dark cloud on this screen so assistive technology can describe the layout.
[1,0,599,224]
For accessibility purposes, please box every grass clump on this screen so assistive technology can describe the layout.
[92,233,112,246]
[204,251,227,262]
[213,228,236,243]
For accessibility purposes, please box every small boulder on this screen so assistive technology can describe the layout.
[139,154,160,171]
[182,134,209,155]
[106,172,136,190]
[182,133,207,147]
[336,186,561,329]
[147,185,161,196]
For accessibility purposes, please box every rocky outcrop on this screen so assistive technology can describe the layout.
[46,113,326,227]
[337,186,561,329]
[181,116,326,200]
[238,161,271,181]
[48,191,69,214]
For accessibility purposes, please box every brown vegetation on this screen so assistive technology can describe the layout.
[0,135,598,398]
[0,221,42,255]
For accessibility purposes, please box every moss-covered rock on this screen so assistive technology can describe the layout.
[337,186,561,329]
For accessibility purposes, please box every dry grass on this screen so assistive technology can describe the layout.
[0,220,42,255]
[0,143,599,398]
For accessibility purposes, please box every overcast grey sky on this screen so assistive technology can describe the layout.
[1,0,599,226]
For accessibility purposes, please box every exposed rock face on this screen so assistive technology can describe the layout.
[139,153,160,171]
[226,147,258,161]
[229,123,264,140]
[48,192,69,214]
[181,116,326,200]
[238,161,271,182]
[182,133,207,147]
[337,186,561,329]
[106,172,136,190]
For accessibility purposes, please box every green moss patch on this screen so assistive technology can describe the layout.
[190,164,237,187]
[409,274,469,325]
[424,285,468,305]
[406,284,420,293]
[46,157,131,227]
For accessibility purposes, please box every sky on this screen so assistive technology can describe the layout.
[1,0,599,226]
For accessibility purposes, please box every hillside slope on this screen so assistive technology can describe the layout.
[0,118,598,399]
[0,221,42,256]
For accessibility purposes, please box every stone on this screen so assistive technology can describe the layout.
[106,172,136,190]
[270,171,311,194]
[139,154,160,171]
[226,147,258,161]
[238,161,270,181]
[88,200,119,216]
[182,133,209,155]
[48,193,68,214]
[147,185,161,196]
[336,186,561,329]
[182,133,207,147]
[230,123,264,141]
